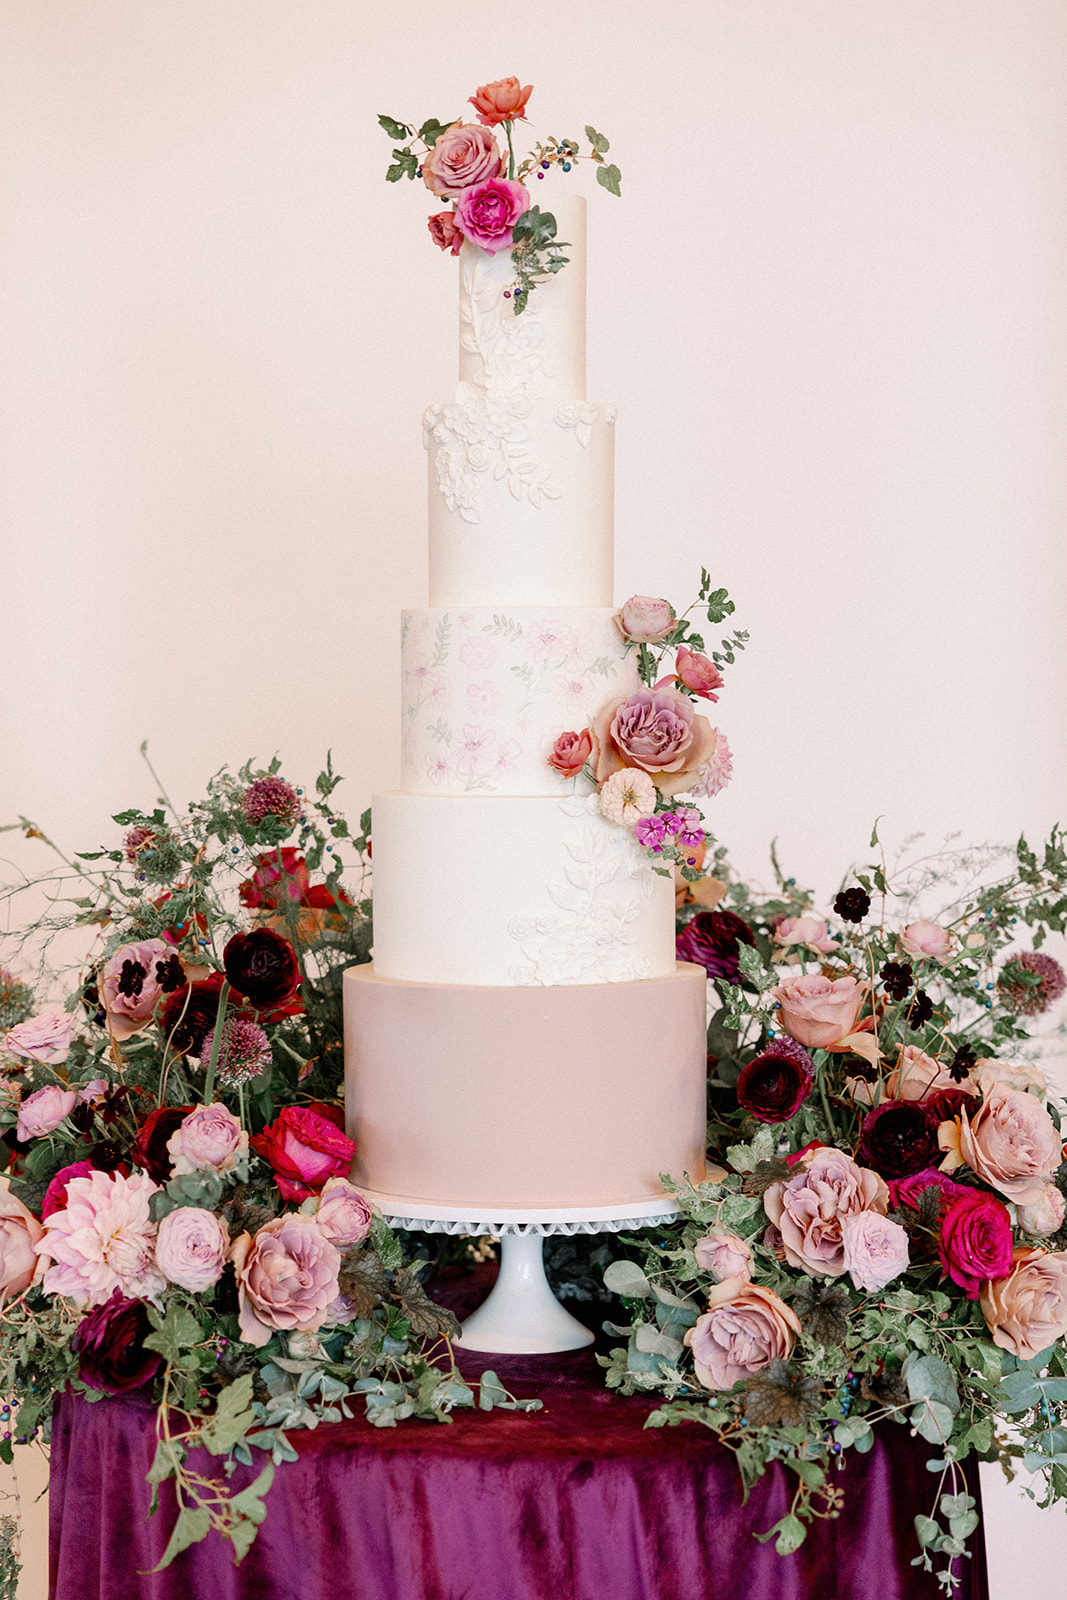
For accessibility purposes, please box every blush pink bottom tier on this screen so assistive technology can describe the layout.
[342,961,708,1213]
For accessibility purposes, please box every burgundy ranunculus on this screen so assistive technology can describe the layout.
[71,1289,163,1394]
[224,929,301,1008]
[130,1105,194,1184]
[251,1105,355,1202]
[736,1038,814,1124]
[160,974,225,1057]
[938,1189,1016,1299]
[676,909,756,985]
[856,1101,943,1180]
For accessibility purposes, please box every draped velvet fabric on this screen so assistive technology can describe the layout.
[49,1345,988,1600]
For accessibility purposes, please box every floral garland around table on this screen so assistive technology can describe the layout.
[604,827,1067,1592]
[0,754,539,1570]
[380,74,621,314]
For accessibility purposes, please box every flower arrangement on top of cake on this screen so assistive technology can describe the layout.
[379,76,621,314]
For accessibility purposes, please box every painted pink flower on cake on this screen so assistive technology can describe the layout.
[980,1247,1067,1359]
[230,1216,342,1348]
[155,1206,230,1292]
[102,939,183,1040]
[0,1181,45,1299]
[455,178,531,255]
[5,1008,76,1065]
[454,725,497,781]
[16,1083,77,1141]
[35,1169,165,1307]
[466,679,504,717]
[468,77,533,127]
[684,1278,800,1390]
[763,1146,889,1278]
[615,596,675,644]
[938,1085,1063,1207]
[422,124,503,198]
[593,687,718,797]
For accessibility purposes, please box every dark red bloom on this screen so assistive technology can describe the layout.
[856,1101,942,1180]
[938,1189,1015,1299]
[908,989,934,1030]
[675,909,756,985]
[251,1104,355,1202]
[71,1290,162,1394]
[923,1088,974,1126]
[736,1038,814,1123]
[159,974,224,1057]
[130,1105,194,1184]
[223,929,301,1008]
[833,887,870,924]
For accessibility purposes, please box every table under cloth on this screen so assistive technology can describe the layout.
[49,1341,989,1600]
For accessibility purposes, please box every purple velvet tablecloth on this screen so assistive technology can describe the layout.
[49,1342,988,1600]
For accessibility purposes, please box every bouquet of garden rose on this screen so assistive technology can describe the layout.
[0,755,537,1569]
[603,827,1067,1592]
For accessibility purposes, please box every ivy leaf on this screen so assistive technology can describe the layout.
[378,114,409,140]
[596,163,622,197]
[585,125,611,153]
[418,118,450,146]
[199,1376,257,1455]
[144,1303,205,1367]
[386,149,418,183]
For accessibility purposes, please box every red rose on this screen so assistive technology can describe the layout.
[251,1105,355,1202]
[223,929,301,1007]
[71,1289,163,1394]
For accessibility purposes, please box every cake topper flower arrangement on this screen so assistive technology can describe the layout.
[380,76,621,314]
[603,826,1067,1589]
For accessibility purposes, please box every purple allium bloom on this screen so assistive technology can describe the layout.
[200,1017,272,1088]
[242,775,302,827]
[676,909,756,984]
[998,951,1067,1016]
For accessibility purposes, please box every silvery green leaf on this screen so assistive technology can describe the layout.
[634,1323,684,1361]
[903,1353,960,1415]
[650,1283,699,1311]
[603,1260,651,1298]
[911,1398,956,1446]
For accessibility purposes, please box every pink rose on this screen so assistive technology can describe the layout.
[769,973,870,1052]
[886,1045,976,1103]
[0,1181,45,1299]
[422,123,503,198]
[251,1105,355,1202]
[674,646,723,701]
[42,1160,97,1220]
[981,1247,1067,1360]
[773,916,836,955]
[5,1009,75,1065]
[939,1085,1062,1207]
[593,687,719,798]
[427,211,464,256]
[969,1057,1048,1099]
[764,1146,888,1277]
[454,178,531,256]
[840,1209,910,1292]
[101,939,183,1041]
[615,596,675,644]
[230,1215,341,1348]
[547,728,593,780]
[16,1084,77,1141]
[167,1104,248,1177]
[468,77,533,127]
[1016,1183,1066,1236]
[155,1206,229,1292]
[306,1177,374,1248]
[901,920,952,961]
[684,1277,800,1389]
[693,1231,753,1283]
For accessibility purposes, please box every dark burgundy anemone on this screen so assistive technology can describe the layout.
[736,1038,814,1124]
[160,974,224,1057]
[130,1104,194,1184]
[676,909,756,985]
[71,1290,162,1395]
[223,928,301,1008]
[856,1100,942,1180]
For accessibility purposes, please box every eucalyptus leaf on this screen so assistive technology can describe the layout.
[603,1260,651,1298]
[634,1323,684,1361]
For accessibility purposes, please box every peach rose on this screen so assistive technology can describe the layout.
[980,1247,1067,1360]
[427,211,464,255]
[422,123,502,198]
[939,1085,1063,1207]
[592,687,718,798]
[547,728,593,779]
[900,920,952,961]
[886,1045,976,1102]
[0,1180,45,1299]
[468,77,533,127]
[684,1277,800,1389]
[763,1146,888,1277]
[773,916,836,955]
[769,973,870,1052]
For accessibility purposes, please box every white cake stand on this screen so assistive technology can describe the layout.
[375,1196,681,1354]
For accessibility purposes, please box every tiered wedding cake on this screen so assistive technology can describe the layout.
[343,191,707,1214]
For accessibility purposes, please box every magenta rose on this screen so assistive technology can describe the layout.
[0,1182,45,1298]
[763,1147,888,1277]
[684,1278,800,1389]
[427,211,465,256]
[155,1206,229,1292]
[937,1190,1015,1299]
[223,928,301,1008]
[307,1177,374,1248]
[547,728,593,780]
[16,1084,77,1141]
[71,1289,163,1394]
[251,1105,355,1202]
[41,1160,97,1221]
[5,1008,75,1065]
[887,1167,972,1212]
[674,645,723,700]
[736,1038,814,1123]
[615,595,675,644]
[454,177,531,255]
[102,939,183,1041]
[422,123,502,198]
[593,687,719,797]
[840,1210,910,1292]
[981,1247,1067,1359]
[231,1215,342,1347]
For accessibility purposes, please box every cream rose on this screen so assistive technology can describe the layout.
[981,1247,1067,1360]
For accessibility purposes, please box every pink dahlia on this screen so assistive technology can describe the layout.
[35,1168,165,1307]
[686,730,733,799]
[242,775,302,827]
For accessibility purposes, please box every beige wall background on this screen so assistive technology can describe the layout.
[1,3,1065,1596]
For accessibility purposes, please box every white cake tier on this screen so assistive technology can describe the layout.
[400,606,637,796]
[423,393,615,608]
[370,791,678,986]
[458,191,587,403]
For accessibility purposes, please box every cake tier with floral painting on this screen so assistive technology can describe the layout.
[344,78,745,1217]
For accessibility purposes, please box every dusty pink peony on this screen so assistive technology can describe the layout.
[16,1083,77,1141]
[901,920,952,961]
[840,1209,910,1292]
[230,1216,341,1348]
[468,77,533,127]
[1016,1183,1066,1236]
[5,1009,75,1065]
[0,1180,45,1298]
[684,1277,800,1389]
[674,645,723,701]
[304,1177,374,1248]
[981,1247,1067,1359]
[155,1206,229,1292]
[773,916,836,955]
[615,596,675,644]
[886,1045,975,1103]
[593,687,718,798]
[454,178,531,255]
[422,123,502,198]
[693,1232,753,1283]
[167,1103,248,1177]
[769,973,871,1053]
[763,1146,889,1278]
[35,1169,165,1307]
[101,939,180,1041]
[939,1084,1063,1208]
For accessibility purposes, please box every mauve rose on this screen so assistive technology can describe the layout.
[16,1084,77,1141]
[155,1206,229,1291]
[1016,1183,1066,1236]
[736,1038,814,1124]
[71,1289,162,1394]
[41,1160,97,1221]
[937,1190,1015,1299]
[764,1147,888,1278]
[0,1181,45,1298]
[885,1045,975,1103]
[167,1104,247,1176]
[102,939,180,1041]
[939,1085,1063,1207]
[160,974,224,1057]
[684,1277,800,1389]
[774,916,836,954]
[454,178,531,255]
[840,1209,910,1292]
[223,928,301,1008]
[674,645,723,701]
[231,1215,342,1348]
[693,1232,753,1283]
[427,211,465,256]
[422,123,502,198]
[901,920,952,961]
[769,973,869,1052]
[306,1176,374,1248]
[468,77,533,127]
[857,1101,943,1180]
[594,687,719,797]
[130,1105,194,1184]
[5,1009,75,1065]
[615,595,675,644]
[675,909,756,985]
[547,728,593,779]
[251,1105,355,1203]
[981,1247,1067,1360]
[239,849,310,910]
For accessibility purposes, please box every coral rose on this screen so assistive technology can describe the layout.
[155,1206,229,1292]
[454,178,531,255]
[0,1180,45,1298]
[16,1083,77,1141]
[468,77,533,126]
[5,1008,75,1065]
[251,1105,356,1202]
[615,595,675,644]
[674,645,723,701]
[428,211,464,256]
[593,687,718,797]
[981,1247,1067,1360]
[547,728,593,780]
[763,1146,888,1277]
[939,1085,1063,1207]
[684,1277,800,1389]
[422,123,502,197]
[769,973,871,1054]
[231,1215,341,1348]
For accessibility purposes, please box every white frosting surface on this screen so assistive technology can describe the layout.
[400,605,637,796]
